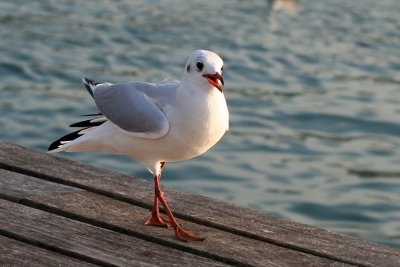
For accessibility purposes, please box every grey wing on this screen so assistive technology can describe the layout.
[93,82,170,139]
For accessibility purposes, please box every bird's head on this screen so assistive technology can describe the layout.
[183,50,224,93]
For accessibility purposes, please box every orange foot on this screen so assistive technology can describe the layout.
[174,225,205,242]
[145,211,170,228]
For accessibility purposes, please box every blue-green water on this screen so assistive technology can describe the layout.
[1,0,400,248]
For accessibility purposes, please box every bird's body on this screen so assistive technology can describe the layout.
[49,50,228,241]
[55,78,228,176]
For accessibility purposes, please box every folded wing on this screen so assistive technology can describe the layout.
[93,82,170,139]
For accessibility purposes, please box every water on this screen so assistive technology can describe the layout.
[1,0,400,248]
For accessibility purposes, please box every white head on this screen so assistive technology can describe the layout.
[183,50,224,93]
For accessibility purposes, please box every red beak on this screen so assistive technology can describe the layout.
[202,73,224,92]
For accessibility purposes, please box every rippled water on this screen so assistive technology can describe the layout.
[1,0,400,248]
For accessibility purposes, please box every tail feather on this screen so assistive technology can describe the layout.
[81,112,103,117]
[69,117,107,128]
[82,77,100,98]
[48,78,109,152]
[48,128,89,151]
[82,77,112,98]
[48,117,107,152]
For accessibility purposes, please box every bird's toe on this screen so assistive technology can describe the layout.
[144,211,170,228]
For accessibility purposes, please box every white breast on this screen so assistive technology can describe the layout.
[162,87,229,161]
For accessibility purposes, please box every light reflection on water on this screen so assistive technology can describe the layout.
[1,0,399,248]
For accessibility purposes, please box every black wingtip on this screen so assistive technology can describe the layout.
[48,137,64,151]
[69,118,106,128]
[81,112,103,117]
[82,77,100,98]
[48,128,89,151]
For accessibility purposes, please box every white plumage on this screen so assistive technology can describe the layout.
[49,50,229,241]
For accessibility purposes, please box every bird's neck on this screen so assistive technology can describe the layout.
[180,77,217,99]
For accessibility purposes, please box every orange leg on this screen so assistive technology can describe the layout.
[144,190,170,227]
[153,172,205,242]
[145,162,169,227]
[145,162,204,241]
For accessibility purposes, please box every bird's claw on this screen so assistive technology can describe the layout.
[174,225,205,242]
[145,211,170,228]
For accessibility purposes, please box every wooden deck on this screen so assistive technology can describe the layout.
[0,140,399,267]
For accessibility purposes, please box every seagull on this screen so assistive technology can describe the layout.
[48,50,229,241]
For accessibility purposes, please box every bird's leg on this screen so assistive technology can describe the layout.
[154,174,205,242]
[145,162,169,227]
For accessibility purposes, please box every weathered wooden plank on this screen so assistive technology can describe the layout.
[0,199,228,267]
[1,141,399,267]
[0,168,348,267]
[0,235,97,267]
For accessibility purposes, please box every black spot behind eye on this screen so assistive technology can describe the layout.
[196,61,204,71]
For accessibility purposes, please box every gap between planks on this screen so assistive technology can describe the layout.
[0,161,367,267]
[2,140,399,267]
[0,197,249,267]
[0,228,116,267]
[1,167,354,267]
[0,198,229,267]
[0,235,98,267]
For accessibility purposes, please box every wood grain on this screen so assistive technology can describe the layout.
[0,199,228,267]
[0,235,97,267]
[1,141,399,267]
[0,169,347,267]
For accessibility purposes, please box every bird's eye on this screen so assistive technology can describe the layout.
[196,61,204,71]
[221,66,224,71]
[186,65,191,72]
